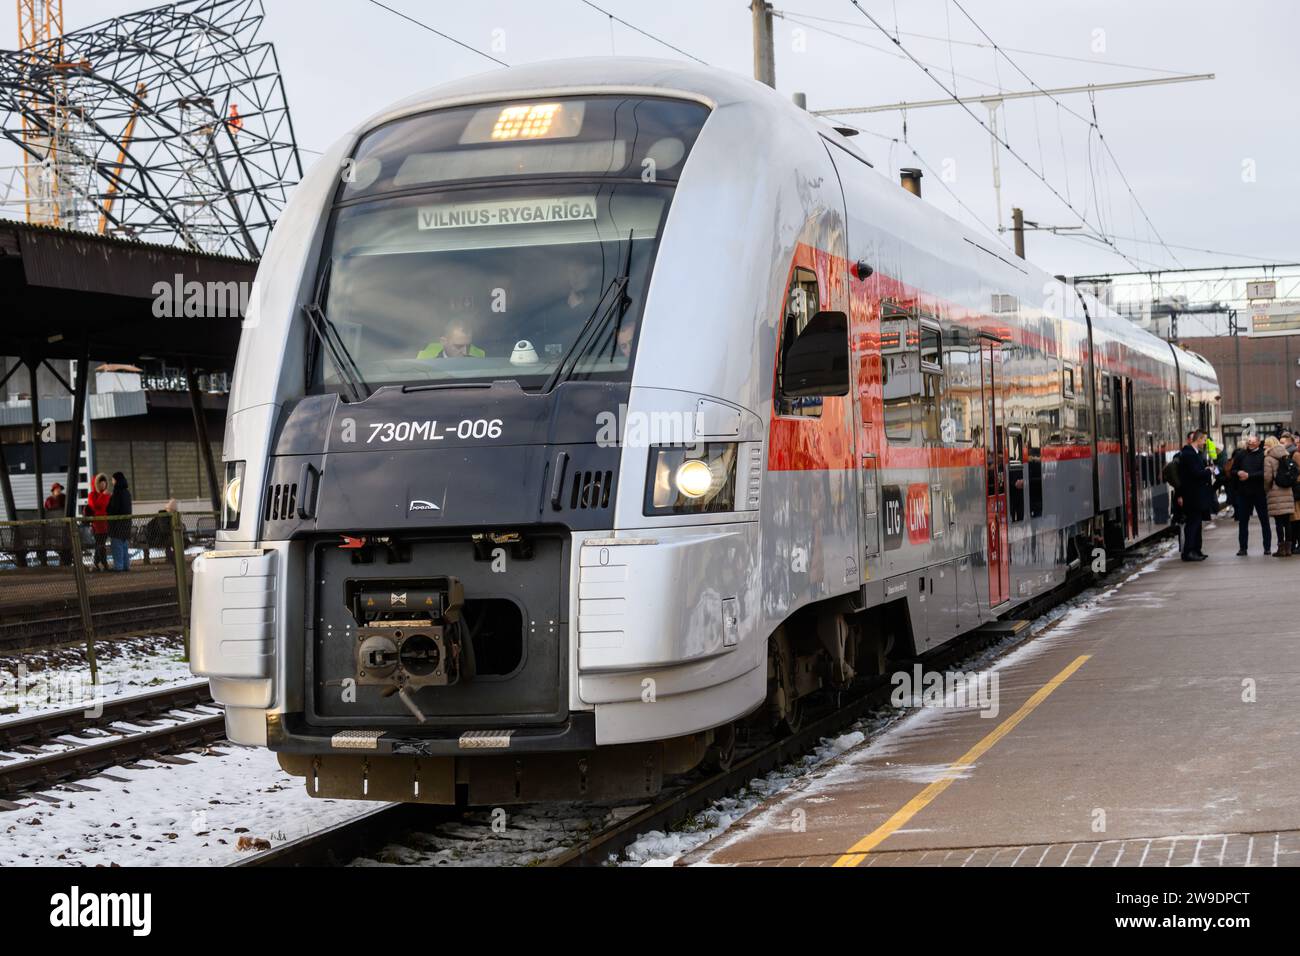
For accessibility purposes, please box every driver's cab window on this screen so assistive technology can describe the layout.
[776,267,823,418]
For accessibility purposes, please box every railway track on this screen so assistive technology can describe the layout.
[545,618,1030,866]
[238,539,1172,868]
[234,624,1009,868]
[0,681,224,800]
[0,597,183,653]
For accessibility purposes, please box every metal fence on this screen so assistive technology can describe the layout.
[0,511,217,674]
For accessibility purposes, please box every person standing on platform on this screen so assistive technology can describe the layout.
[86,473,111,571]
[1225,442,1247,517]
[1292,442,1300,554]
[43,483,71,565]
[43,482,66,514]
[1264,436,1297,557]
[1176,430,1211,562]
[106,471,133,572]
[1234,434,1270,555]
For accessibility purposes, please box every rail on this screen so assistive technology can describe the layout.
[0,511,217,664]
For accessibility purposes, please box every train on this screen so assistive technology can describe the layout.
[189,58,1221,806]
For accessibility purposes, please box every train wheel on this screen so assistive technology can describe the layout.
[701,721,738,773]
[768,630,804,737]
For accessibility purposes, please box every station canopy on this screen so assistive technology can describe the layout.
[0,218,257,368]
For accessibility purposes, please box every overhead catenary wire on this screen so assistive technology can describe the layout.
[948,0,1185,270]
[1041,229,1296,266]
[776,10,1007,94]
[774,8,1197,77]
[847,123,1007,249]
[577,0,708,64]
[842,0,1143,271]
[851,125,1285,270]
[365,0,509,67]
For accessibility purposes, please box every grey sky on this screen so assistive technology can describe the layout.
[45,0,1300,276]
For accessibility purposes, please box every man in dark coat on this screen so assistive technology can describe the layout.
[1177,430,1212,561]
[1233,435,1271,555]
[106,471,133,572]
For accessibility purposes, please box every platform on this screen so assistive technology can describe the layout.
[685,521,1300,867]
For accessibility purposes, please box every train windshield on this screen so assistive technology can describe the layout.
[314,184,667,391]
[308,96,709,394]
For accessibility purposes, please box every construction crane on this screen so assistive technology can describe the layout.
[17,0,68,225]
[97,82,147,235]
[18,0,140,236]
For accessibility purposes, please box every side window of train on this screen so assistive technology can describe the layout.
[881,305,915,444]
[776,268,823,418]
[1099,372,1113,439]
[1008,426,1026,523]
[1062,363,1076,400]
[1076,370,1091,440]
[919,319,943,443]
[942,329,977,445]
[1028,423,1044,518]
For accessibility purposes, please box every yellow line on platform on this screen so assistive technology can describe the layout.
[832,654,1091,867]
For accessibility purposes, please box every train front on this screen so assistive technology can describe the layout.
[188,79,762,805]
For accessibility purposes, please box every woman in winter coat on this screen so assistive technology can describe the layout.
[1291,444,1300,555]
[85,472,112,571]
[1263,437,1293,556]
[106,472,133,572]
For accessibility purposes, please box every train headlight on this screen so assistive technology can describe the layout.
[674,459,719,499]
[221,461,246,531]
[645,444,738,516]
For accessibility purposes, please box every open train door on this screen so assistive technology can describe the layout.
[980,335,1010,608]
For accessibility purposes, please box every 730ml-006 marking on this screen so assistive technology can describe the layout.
[366,419,504,444]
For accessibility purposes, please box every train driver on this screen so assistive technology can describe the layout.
[418,319,486,360]
[615,320,635,360]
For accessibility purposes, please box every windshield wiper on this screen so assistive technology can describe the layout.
[541,275,629,395]
[303,261,370,404]
[542,233,636,395]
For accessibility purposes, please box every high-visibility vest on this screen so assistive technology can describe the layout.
[418,342,486,359]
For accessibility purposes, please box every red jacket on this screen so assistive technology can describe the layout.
[87,489,111,535]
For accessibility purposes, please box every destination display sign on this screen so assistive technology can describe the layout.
[418,197,598,230]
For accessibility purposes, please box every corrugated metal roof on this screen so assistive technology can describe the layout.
[0,217,258,266]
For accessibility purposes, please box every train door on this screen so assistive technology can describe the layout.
[1149,431,1167,524]
[858,320,879,566]
[860,453,880,564]
[980,336,1010,607]
[1117,377,1139,539]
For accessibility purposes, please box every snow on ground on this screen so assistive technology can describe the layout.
[0,633,196,723]
[618,714,906,867]
[0,540,1182,869]
[0,745,374,867]
[620,539,1179,867]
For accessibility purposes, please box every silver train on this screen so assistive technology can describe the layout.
[190,59,1221,805]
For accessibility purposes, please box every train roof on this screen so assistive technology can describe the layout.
[354,56,874,160]
[1170,343,1218,384]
